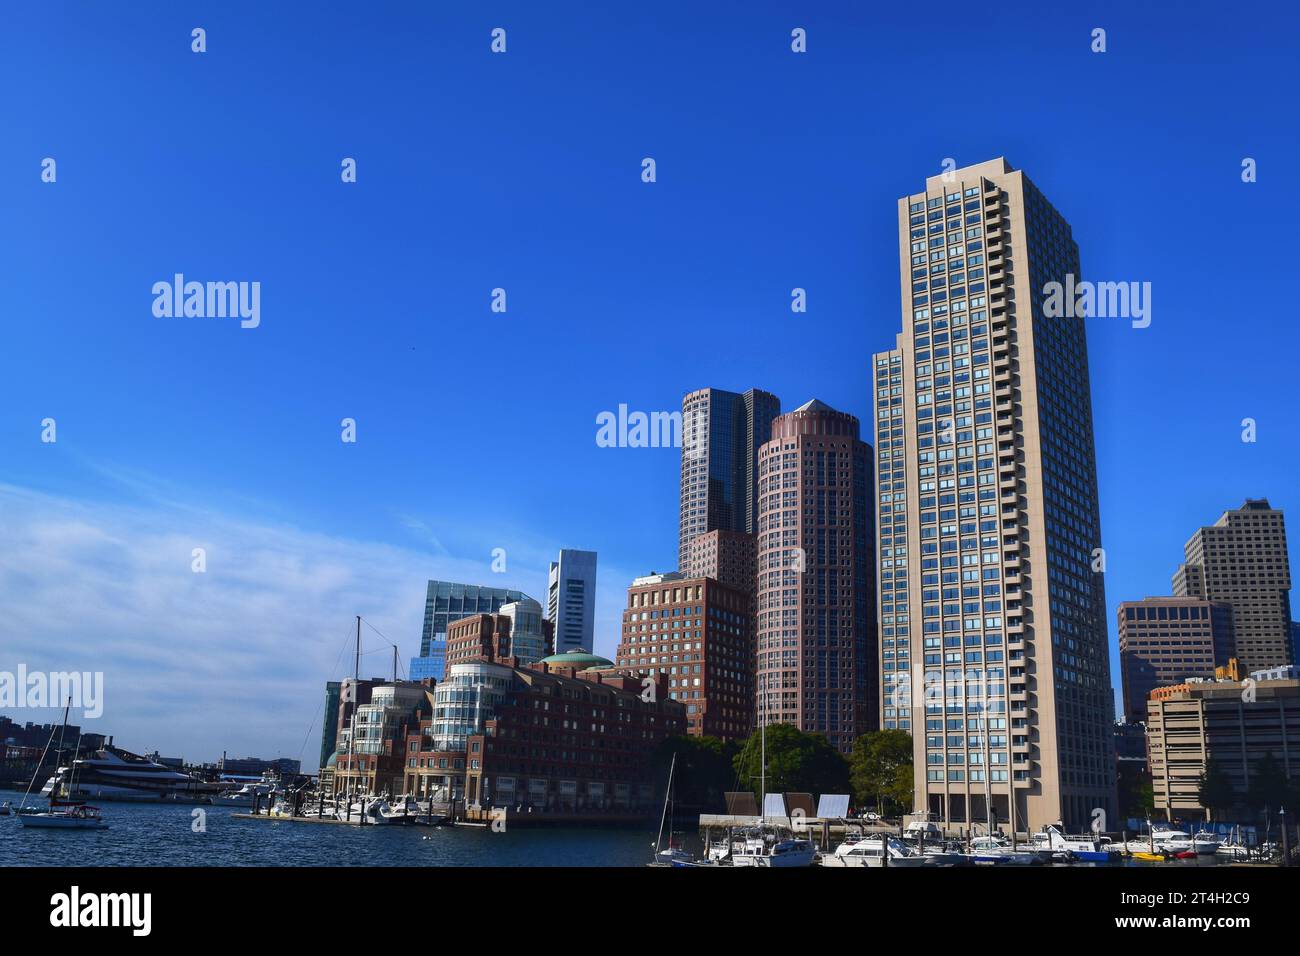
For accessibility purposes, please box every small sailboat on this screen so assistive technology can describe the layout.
[727,712,815,868]
[18,698,108,830]
[649,753,703,866]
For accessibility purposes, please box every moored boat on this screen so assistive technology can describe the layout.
[967,835,1041,866]
[731,835,817,867]
[820,836,927,868]
[1032,825,1120,863]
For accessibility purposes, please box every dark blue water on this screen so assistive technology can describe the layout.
[0,790,657,867]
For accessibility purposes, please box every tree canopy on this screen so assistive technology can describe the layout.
[732,723,850,799]
[849,730,914,815]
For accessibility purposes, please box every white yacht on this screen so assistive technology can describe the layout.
[731,836,817,868]
[41,743,219,803]
[210,779,277,807]
[706,839,731,863]
[1123,825,1194,855]
[821,836,927,868]
[1033,826,1121,862]
[1192,830,1222,855]
[336,798,397,824]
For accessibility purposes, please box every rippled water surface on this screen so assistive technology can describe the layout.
[0,790,655,867]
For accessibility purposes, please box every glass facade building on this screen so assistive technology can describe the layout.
[412,581,533,681]
[679,387,781,569]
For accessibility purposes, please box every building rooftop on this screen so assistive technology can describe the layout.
[537,649,613,669]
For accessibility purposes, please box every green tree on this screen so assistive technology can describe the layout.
[848,730,913,815]
[1245,752,1295,819]
[1197,757,1237,822]
[651,735,738,812]
[732,723,849,799]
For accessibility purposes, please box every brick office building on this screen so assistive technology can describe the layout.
[615,571,754,741]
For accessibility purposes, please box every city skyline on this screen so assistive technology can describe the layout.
[3,6,1299,765]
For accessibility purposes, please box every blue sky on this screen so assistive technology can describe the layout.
[2,2,1298,762]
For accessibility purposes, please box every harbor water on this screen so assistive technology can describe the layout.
[0,790,653,867]
[0,790,1249,867]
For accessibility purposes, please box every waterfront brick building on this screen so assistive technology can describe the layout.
[756,399,874,754]
[403,654,684,814]
[615,571,754,740]
[444,604,554,669]
[1118,597,1236,722]
[683,529,757,596]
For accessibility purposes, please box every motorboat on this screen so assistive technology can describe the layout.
[967,835,1041,866]
[380,797,443,824]
[650,846,699,867]
[706,839,731,863]
[336,798,397,824]
[1123,825,1194,855]
[211,780,277,807]
[820,836,927,868]
[1032,826,1121,863]
[731,836,817,868]
[1192,830,1222,855]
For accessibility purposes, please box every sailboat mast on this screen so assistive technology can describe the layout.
[655,752,676,856]
[52,697,71,805]
[759,688,766,822]
[348,615,360,799]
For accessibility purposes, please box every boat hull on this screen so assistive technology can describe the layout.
[18,814,108,829]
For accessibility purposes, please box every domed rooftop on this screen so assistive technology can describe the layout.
[539,648,613,669]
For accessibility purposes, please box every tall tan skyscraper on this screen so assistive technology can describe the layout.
[875,158,1115,833]
[756,400,874,753]
[1173,499,1293,671]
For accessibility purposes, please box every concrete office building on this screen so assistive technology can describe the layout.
[547,549,598,654]
[679,387,781,569]
[875,158,1115,833]
[1118,597,1235,723]
[1173,499,1293,671]
[1146,666,1300,821]
[615,571,754,740]
[755,399,874,753]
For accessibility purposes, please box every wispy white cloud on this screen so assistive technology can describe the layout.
[0,483,540,765]
[0,482,649,767]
